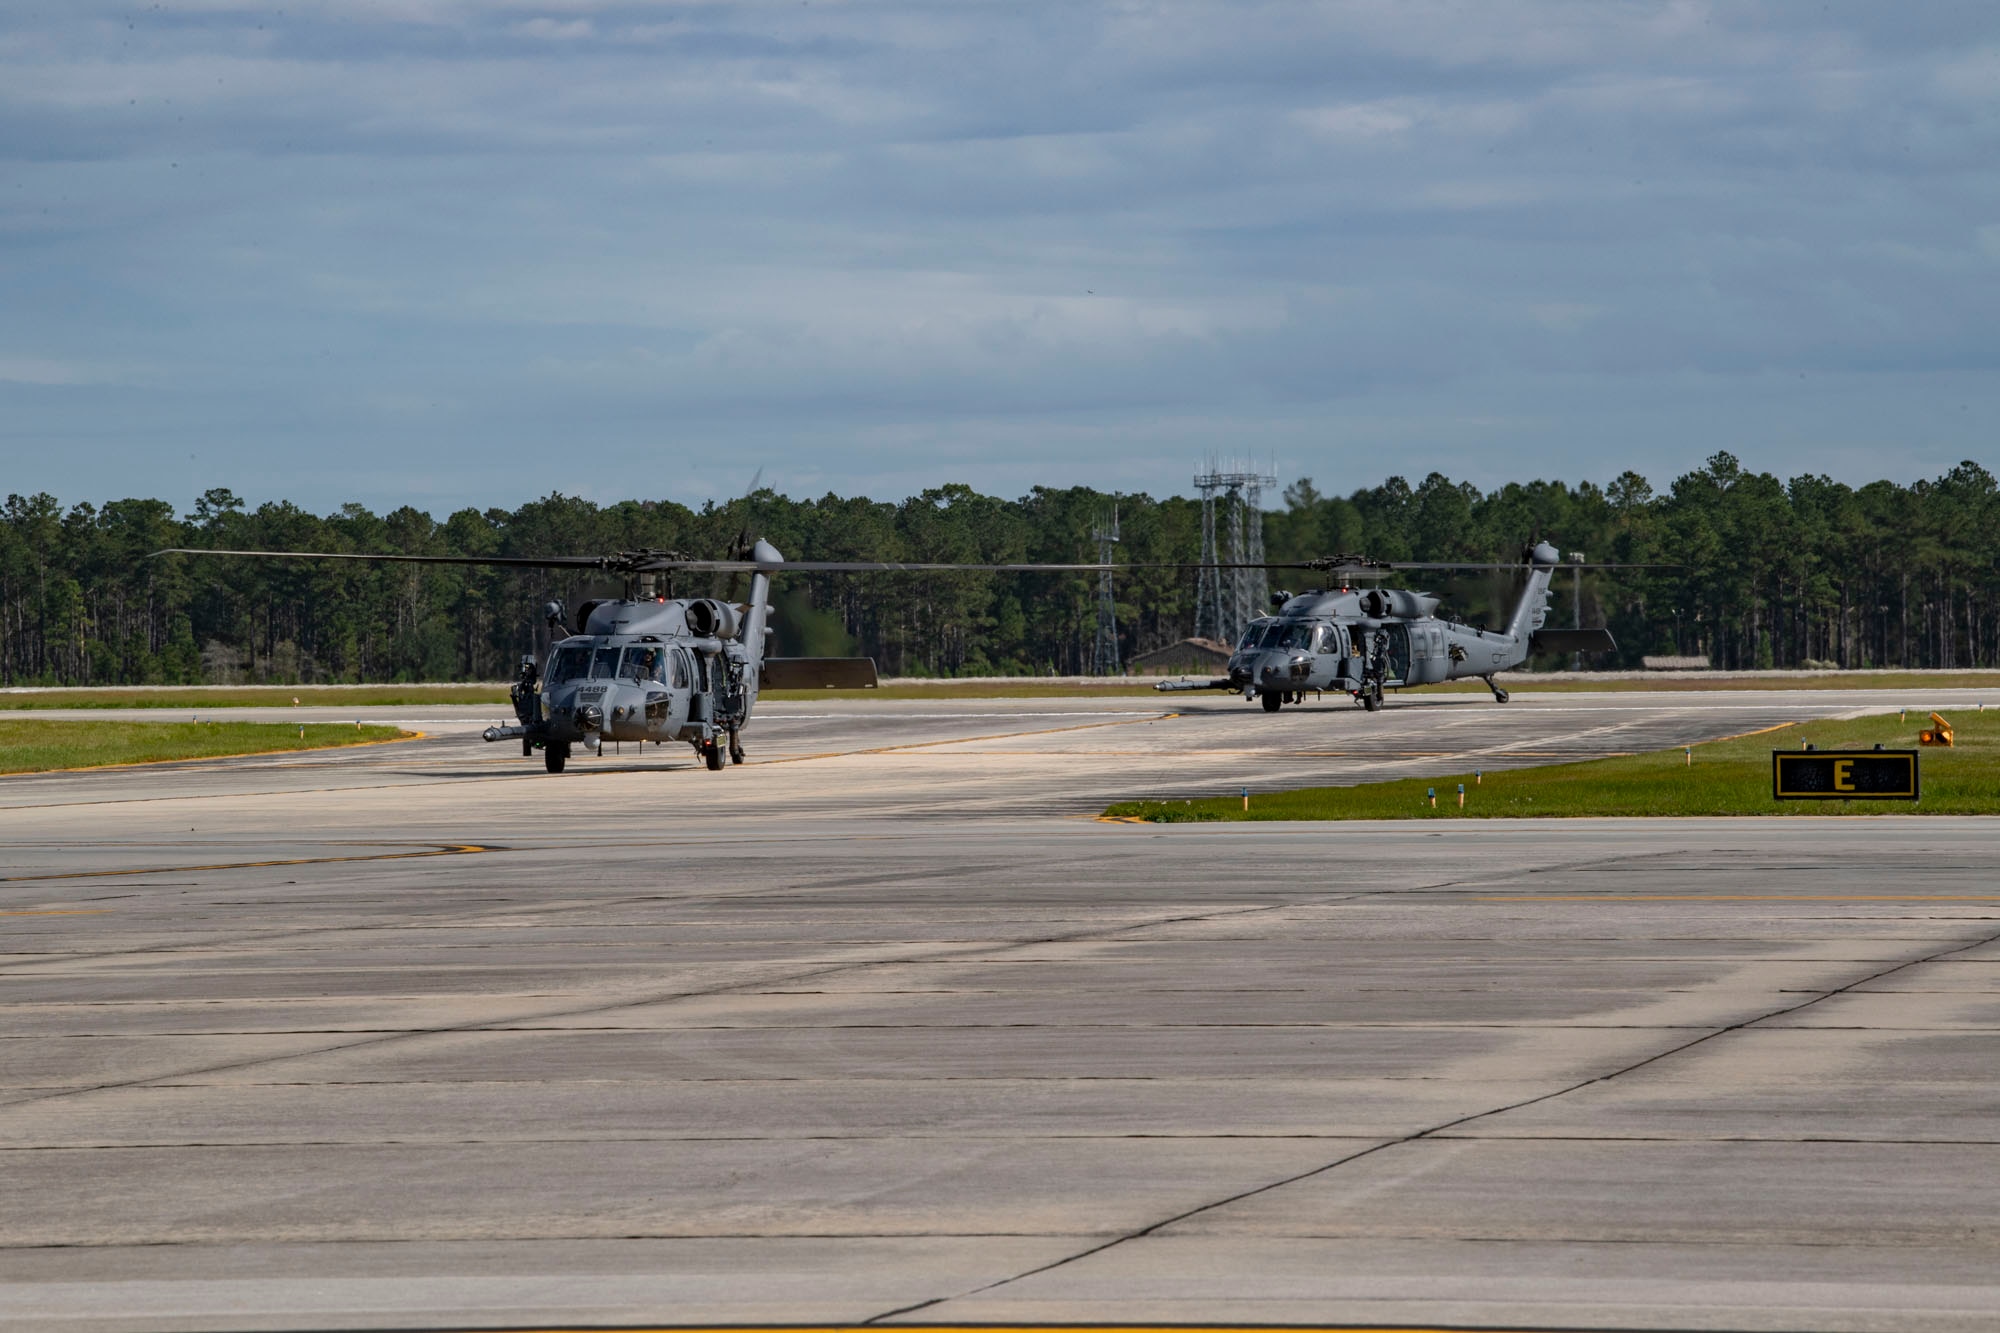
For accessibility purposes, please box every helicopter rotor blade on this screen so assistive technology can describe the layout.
[153,548,1143,575]
[156,544,1672,576]
[1197,560,1680,573]
[153,548,614,570]
[630,559,1138,573]
[1382,561,1679,571]
[158,548,1673,578]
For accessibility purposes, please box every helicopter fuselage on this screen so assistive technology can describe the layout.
[1163,541,1566,710]
[497,595,758,763]
[1225,590,1527,704]
[482,540,784,772]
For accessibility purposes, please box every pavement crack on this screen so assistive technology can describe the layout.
[862,912,2000,1323]
[0,883,1437,1112]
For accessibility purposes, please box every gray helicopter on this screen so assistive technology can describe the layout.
[159,540,1119,773]
[1160,540,1619,711]
[490,537,805,771]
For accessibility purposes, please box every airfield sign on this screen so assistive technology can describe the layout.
[1773,749,1919,801]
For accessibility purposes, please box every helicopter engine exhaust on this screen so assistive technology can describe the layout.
[683,598,741,640]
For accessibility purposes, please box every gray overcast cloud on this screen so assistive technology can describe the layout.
[2,1,1997,512]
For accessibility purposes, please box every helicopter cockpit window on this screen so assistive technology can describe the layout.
[671,650,690,689]
[1236,623,1267,651]
[1318,624,1344,655]
[621,646,668,684]
[1259,622,1311,650]
[590,646,621,679]
[548,644,592,683]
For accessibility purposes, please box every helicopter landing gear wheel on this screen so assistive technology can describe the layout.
[1484,675,1510,703]
[728,731,745,765]
[1260,691,1282,713]
[702,740,726,771]
[544,742,569,773]
[1362,685,1382,712]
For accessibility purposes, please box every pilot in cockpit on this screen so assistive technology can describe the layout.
[625,646,666,684]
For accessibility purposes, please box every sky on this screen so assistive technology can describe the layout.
[2,0,1998,516]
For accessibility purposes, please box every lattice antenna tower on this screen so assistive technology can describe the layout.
[1194,457,1277,644]
[1091,500,1121,675]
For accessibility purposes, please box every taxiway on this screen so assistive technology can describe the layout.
[2,689,1996,1331]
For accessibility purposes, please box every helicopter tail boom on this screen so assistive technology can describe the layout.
[1502,541,1562,645]
[743,539,781,674]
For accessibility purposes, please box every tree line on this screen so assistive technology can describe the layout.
[2,452,1995,685]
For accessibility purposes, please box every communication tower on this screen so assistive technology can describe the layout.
[1194,458,1277,645]
[1091,502,1121,675]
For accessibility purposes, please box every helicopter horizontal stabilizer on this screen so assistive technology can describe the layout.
[1531,628,1617,654]
[761,657,880,690]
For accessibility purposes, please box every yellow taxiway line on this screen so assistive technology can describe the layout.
[1478,893,2000,903]
[0,843,489,885]
[499,1327,1513,1333]
[3,727,424,777]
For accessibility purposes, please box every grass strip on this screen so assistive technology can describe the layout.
[1105,708,2000,821]
[0,719,410,774]
[0,685,509,710]
[1401,670,2000,694]
[777,671,2000,701]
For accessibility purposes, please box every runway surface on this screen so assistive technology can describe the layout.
[3,689,1998,1331]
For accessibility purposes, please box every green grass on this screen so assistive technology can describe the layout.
[3,681,1168,707]
[1401,670,2000,694]
[1105,708,2000,821]
[0,684,509,710]
[773,670,2000,702]
[0,719,410,774]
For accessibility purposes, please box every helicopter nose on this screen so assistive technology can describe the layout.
[1258,651,1309,685]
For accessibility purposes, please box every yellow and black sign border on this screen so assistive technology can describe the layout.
[1772,749,1919,801]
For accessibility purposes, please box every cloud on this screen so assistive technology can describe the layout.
[0,356,142,386]
[1528,303,1602,333]
[1,0,1997,511]
[1294,101,1418,142]
[511,18,595,42]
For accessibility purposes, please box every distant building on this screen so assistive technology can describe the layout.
[1129,637,1233,676]
[1642,655,1711,671]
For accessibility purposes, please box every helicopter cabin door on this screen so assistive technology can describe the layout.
[1384,623,1411,684]
[621,644,692,738]
[1318,624,1352,684]
[1406,623,1446,684]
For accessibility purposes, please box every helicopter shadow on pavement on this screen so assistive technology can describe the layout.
[395,755,706,780]
[1163,692,1499,720]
